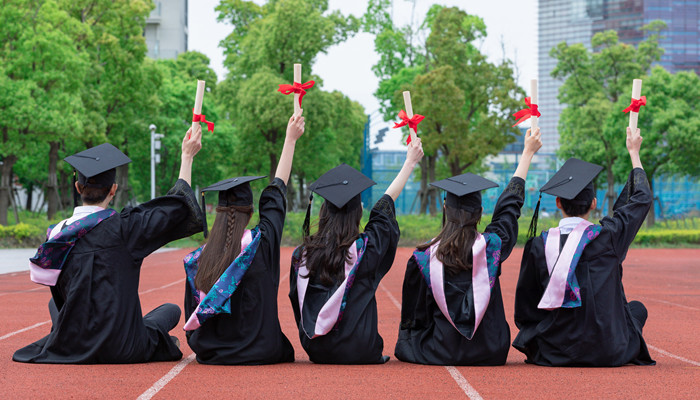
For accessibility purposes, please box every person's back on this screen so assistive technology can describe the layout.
[513,127,655,367]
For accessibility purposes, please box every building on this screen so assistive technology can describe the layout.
[144,0,189,59]
[538,0,700,153]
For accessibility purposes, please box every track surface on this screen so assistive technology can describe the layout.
[1,248,698,399]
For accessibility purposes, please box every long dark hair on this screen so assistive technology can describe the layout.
[195,203,253,293]
[302,197,363,286]
[417,205,482,276]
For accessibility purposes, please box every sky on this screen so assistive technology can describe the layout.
[188,0,537,149]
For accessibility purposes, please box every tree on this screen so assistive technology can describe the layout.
[552,22,665,216]
[365,2,523,215]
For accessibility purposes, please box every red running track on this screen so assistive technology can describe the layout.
[1,248,698,399]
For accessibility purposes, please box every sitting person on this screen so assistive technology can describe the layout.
[182,111,304,364]
[14,124,205,364]
[512,127,655,367]
[289,139,423,364]
[395,128,541,366]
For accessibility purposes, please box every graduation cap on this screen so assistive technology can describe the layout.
[199,176,266,237]
[431,173,498,213]
[528,158,603,237]
[64,143,131,189]
[303,164,376,237]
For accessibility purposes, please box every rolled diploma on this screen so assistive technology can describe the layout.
[403,91,417,144]
[294,64,302,114]
[192,80,206,133]
[628,79,642,133]
[530,79,538,132]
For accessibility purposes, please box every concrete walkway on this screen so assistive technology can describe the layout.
[0,248,179,275]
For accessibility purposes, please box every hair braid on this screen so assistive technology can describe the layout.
[223,207,235,251]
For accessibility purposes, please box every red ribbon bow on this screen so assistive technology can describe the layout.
[192,110,215,132]
[393,109,425,144]
[278,81,316,107]
[512,97,541,127]
[623,96,647,113]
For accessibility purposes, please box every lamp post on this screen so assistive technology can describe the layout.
[150,124,164,200]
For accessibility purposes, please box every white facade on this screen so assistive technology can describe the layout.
[145,0,188,59]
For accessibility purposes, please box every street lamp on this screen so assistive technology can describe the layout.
[150,124,164,200]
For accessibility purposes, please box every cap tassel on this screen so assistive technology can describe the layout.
[302,193,313,237]
[527,194,542,239]
[441,196,446,227]
[72,172,79,208]
[201,192,208,238]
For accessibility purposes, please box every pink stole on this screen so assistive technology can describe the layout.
[538,220,593,310]
[429,233,490,339]
[296,244,358,339]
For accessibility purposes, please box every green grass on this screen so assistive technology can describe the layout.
[3,209,699,249]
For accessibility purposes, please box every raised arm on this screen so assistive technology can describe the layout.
[178,123,203,186]
[513,127,542,180]
[275,110,305,185]
[384,138,424,201]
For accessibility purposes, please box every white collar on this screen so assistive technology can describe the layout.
[72,205,105,218]
[558,217,586,234]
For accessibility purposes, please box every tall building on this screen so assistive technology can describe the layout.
[144,0,189,59]
[538,0,700,153]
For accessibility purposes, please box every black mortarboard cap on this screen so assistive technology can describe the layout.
[64,143,131,188]
[303,164,375,237]
[199,176,266,237]
[431,173,498,213]
[528,158,603,238]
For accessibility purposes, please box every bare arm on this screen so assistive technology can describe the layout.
[275,110,305,185]
[626,127,643,169]
[385,138,424,201]
[513,127,542,180]
[179,124,203,186]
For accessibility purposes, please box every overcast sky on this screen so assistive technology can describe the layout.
[188,0,537,149]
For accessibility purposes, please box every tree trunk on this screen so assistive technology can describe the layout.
[59,170,72,210]
[46,142,61,220]
[605,165,615,217]
[428,155,438,216]
[25,182,34,211]
[418,157,429,214]
[114,163,130,209]
[646,173,655,228]
[268,151,278,187]
[298,175,306,213]
[0,154,17,225]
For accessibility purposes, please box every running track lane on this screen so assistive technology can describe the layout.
[1,248,699,399]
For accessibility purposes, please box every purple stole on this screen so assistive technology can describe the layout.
[29,209,117,286]
[413,232,501,339]
[293,235,368,339]
[538,220,602,310]
[183,228,261,330]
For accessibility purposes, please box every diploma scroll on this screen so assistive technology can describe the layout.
[403,91,418,144]
[628,79,642,133]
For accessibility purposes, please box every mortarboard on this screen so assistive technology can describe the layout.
[199,176,266,238]
[64,143,131,189]
[303,164,376,237]
[431,173,498,214]
[528,158,603,237]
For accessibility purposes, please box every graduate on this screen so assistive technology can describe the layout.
[394,128,542,366]
[289,139,424,364]
[512,127,655,367]
[14,125,205,364]
[182,111,304,365]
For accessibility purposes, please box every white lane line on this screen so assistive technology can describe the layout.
[0,320,51,341]
[641,297,699,311]
[136,353,196,400]
[378,283,483,399]
[647,344,700,367]
[0,278,185,341]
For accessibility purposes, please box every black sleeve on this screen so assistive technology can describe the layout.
[362,194,401,282]
[256,178,287,277]
[599,168,652,258]
[122,179,204,260]
[399,255,425,330]
[484,177,525,261]
[513,237,550,330]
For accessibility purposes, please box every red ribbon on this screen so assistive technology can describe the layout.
[512,97,541,127]
[393,109,425,144]
[192,110,215,132]
[623,96,646,113]
[278,81,316,107]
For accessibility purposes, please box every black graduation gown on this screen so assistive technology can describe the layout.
[394,177,525,366]
[184,178,294,365]
[13,179,203,364]
[289,194,400,364]
[512,168,655,367]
